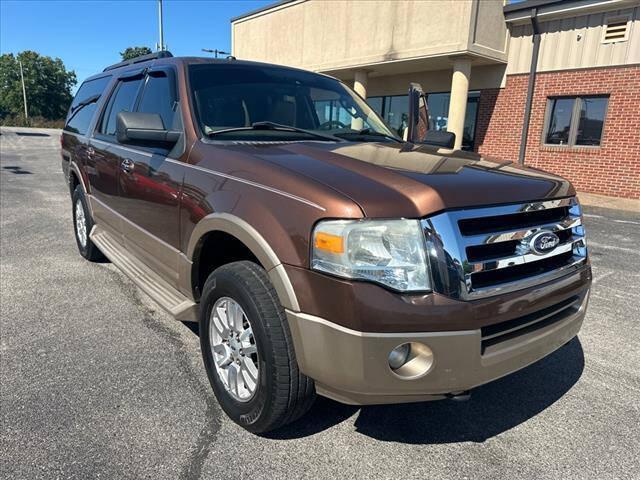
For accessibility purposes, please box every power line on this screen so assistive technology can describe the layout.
[202,49,231,59]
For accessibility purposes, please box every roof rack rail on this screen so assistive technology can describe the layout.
[103,51,173,72]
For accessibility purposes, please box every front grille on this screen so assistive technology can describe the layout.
[481,295,581,355]
[422,197,588,299]
[459,206,569,236]
[472,251,573,289]
[466,229,572,262]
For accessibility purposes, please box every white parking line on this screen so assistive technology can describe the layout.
[588,241,639,255]
[584,213,640,226]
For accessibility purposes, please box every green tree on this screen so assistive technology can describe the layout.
[0,51,76,121]
[120,46,153,61]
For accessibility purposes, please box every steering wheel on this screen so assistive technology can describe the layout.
[318,120,348,130]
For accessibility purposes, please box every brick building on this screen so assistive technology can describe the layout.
[231,0,640,199]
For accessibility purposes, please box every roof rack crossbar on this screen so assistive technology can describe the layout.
[103,51,173,72]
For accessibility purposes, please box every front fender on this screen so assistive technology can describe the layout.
[187,212,300,312]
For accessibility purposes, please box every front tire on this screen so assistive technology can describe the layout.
[199,261,315,433]
[72,185,105,262]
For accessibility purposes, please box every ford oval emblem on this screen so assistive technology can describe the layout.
[530,231,560,255]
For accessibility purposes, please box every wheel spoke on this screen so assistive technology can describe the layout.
[229,301,244,332]
[213,308,230,338]
[240,357,258,385]
[228,363,241,397]
[241,344,257,356]
[213,344,232,367]
[239,327,252,343]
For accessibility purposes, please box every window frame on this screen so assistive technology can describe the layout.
[91,65,185,158]
[137,66,180,130]
[92,66,180,140]
[542,95,609,148]
[93,68,146,141]
[63,73,112,136]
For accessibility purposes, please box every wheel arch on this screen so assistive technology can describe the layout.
[187,213,300,312]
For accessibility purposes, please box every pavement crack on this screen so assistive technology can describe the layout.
[98,265,221,480]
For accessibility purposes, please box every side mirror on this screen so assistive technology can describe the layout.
[406,82,429,143]
[423,130,456,149]
[116,111,180,146]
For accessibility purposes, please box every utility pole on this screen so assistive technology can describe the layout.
[202,48,231,58]
[157,0,166,51]
[18,60,28,121]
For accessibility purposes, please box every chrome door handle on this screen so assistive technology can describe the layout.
[121,158,135,173]
[86,147,95,158]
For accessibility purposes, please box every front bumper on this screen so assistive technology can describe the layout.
[286,286,589,405]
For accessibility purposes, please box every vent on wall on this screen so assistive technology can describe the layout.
[602,16,630,43]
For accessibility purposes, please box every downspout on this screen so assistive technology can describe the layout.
[518,8,541,165]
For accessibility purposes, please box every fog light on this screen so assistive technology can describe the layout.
[388,342,434,379]
[388,343,411,370]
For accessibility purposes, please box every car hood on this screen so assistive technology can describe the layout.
[231,141,575,218]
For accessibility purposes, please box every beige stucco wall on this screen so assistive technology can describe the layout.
[364,64,507,97]
[232,0,508,72]
[507,5,640,74]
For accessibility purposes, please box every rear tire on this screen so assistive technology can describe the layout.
[72,185,105,262]
[199,261,315,433]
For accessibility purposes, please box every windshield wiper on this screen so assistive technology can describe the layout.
[333,128,402,143]
[206,121,341,142]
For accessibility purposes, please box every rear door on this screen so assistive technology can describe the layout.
[62,75,111,188]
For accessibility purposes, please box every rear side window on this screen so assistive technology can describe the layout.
[64,76,111,135]
[138,73,176,129]
[100,77,143,136]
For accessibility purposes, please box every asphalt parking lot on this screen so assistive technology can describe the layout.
[1,127,639,480]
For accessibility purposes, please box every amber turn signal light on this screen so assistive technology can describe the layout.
[314,232,344,254]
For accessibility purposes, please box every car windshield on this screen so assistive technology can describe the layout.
[189,63,398,142]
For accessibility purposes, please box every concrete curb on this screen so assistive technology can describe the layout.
[577,192,640,213]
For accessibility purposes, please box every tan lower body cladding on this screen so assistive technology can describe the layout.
[285,289,589,405]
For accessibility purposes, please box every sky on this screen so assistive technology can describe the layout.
[1,0,272,87]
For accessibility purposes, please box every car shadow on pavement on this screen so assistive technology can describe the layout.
[269,338,585,443]
[181,322,584,444]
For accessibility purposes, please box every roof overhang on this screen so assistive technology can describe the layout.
[504,0,639,24]
[231,0,297,24]
[320,52,505,81]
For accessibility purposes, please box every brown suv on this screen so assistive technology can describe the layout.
[61,52,591,433]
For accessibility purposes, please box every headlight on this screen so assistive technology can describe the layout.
[311,219,431,292]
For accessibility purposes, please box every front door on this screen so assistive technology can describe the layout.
[114,68,185,287]
[89,73,144,233]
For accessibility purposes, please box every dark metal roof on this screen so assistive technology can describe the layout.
[503,0,574,13]
[230,0,295,23]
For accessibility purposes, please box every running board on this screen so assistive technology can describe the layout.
[91,226,198,322]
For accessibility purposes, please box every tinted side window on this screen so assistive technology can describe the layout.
[64,76,111,135]
[545,98,575,145]
[100,78,143,136]
[576,97,608,146]
[138,74,176,129]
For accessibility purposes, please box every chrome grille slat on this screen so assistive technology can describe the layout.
[421,196,588,300]
[447,197,577,221]
[459,216,582,247]
[468,237,586,273]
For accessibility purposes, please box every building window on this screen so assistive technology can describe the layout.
[368,91,480,150]
[543,96,608,147]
